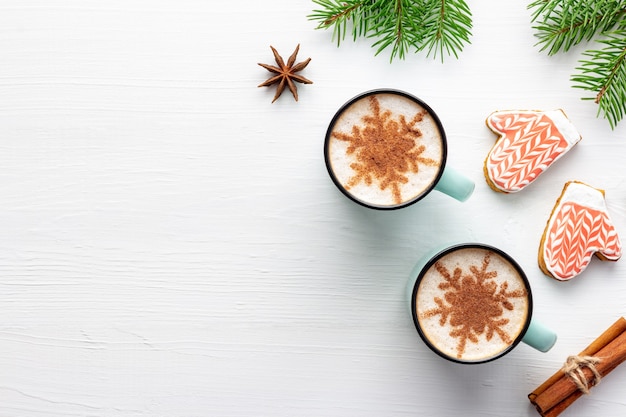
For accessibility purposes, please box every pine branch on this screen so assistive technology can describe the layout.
[419,0,473,60]
[308,0,372,45]
[369,0,424,60]
[529,0,626,55]
[308,0,472,62]
[572,28,626,128]
[529,0,626,128]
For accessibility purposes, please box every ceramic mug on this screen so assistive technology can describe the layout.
[407,243,557,364]
[324,89,475,210]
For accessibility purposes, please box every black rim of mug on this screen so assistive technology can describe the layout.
[323,89,449,210]
[410,243,534,364]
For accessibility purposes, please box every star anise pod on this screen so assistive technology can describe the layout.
[258,44,312,103]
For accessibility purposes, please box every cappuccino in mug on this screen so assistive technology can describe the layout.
[413,246,531,363]
[325,90,449,209]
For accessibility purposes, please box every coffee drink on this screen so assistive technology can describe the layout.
[413,246,530,363]
[325,91,445,208]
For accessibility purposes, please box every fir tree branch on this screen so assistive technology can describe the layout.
[369,0,424,61]
[308,0,472,62]
[529,0,626,128]
[420,0,473,60]
[571,27,626,129]
[308,0,372,45]
[528,0,626,55]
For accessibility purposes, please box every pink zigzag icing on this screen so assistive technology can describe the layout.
[485,110,581,193]
[540,182,622,281]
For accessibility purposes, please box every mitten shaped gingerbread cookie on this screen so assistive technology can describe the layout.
[484,110,582,193]
[539,181,622,281]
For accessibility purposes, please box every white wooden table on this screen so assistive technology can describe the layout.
[1,1,625,416]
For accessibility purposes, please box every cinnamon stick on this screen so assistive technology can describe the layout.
[528,317,626,417]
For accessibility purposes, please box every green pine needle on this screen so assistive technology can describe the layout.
[308,0,472,62]
[572,28,626,129]
[529,0,626,128]
[419,0,473,59]
[529,0,625,55]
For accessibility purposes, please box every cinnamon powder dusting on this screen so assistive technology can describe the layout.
[331,95,438,204]
[420,252,528,359]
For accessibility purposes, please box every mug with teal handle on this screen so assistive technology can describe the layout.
[407,243,557,364]
[324,89,475,210]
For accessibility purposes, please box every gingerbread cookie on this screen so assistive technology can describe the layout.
[484,110,582,193]
[539,181,622,281]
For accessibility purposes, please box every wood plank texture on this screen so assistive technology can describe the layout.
[1,1,625,416]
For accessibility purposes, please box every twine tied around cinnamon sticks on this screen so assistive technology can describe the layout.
[561,355,602,395]
[529,317,626,417]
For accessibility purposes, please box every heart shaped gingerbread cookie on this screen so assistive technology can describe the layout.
[484,110,582,193]
[539,181,622,281]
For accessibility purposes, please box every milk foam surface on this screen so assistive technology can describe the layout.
[415,248,529,362]
[327,93,444,207]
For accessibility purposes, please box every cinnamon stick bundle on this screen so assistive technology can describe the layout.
[528,317,626,417]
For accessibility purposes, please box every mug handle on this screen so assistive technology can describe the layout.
[522,318,557,352]
[433,166,475,202]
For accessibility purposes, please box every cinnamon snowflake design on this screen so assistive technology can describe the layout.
[331,95,438,204]
[421,253,527,359]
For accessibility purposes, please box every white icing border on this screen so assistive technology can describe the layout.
[544,109,582,147]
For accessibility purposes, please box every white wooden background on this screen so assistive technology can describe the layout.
[1,1,625,416]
